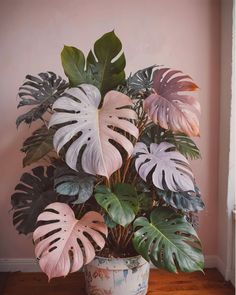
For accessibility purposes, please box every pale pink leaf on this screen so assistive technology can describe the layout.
[49,84,138,178]
[33,202,108,280]
[144,68,200,136]
[134,141,194,192]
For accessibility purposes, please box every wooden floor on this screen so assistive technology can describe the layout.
[0,269,234,295]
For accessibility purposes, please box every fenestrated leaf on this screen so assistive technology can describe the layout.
[126,65,156,97]
[11,166,57,234]
[95,184,138,227]
[61,46,87,86]
[141,124,201,160]
[49,84,138,178]
[134,141,195,192]
[54,161,96,204]
[157,185,205,212]
[33,202,108,280]
[144,68,200,136]
[16,72,68,127]
[87,31,126,97]
[133,207,204,273]
[21,125,55,167]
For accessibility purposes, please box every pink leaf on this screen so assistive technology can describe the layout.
[33,202,108,280]
[134,142,194,192]
[49,84,139,178]
[144,68,200,136]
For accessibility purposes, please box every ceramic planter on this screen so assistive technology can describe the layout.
[84,255,150,295]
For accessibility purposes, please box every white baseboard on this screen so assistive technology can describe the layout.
[0,255,219,273]
[0,258,40,272]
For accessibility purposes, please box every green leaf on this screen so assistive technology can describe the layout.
[162,131,201,160]
[141,124,201,160]
[104,214,117,228]
[136,182,153,212]
[16,72,68,127]
[21,125,55,167]
[87,31,126,97]
[95,183,138,227]
[157,185,205,212]
[61,46,86,86]
[133,207,204,273]
[54,161,96,204]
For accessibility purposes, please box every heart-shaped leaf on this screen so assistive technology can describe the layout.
[11,166,57,234]
[49,84,138,178]
[144,68,200,136]
[33,202,108,280]
[133,207,204,273]
[54,161,96,204]
[95,184,138,227]
[134,142,194,192]
[16,72,68,127]
[87,31,126,97]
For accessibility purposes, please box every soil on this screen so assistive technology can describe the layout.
[98,245,138,258]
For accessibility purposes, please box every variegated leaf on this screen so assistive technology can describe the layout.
[49,84,138,178]
[144,68,200,136]
[134,141,194,192]
[33,202,108,280]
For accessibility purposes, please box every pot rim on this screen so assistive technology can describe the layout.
[85,254,149,270]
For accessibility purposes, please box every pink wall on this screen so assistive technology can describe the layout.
[0,0,220,259]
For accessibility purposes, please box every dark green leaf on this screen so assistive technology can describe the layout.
[136,181,153,212]
[21,125,55,167]
[133,207,204,273]
[95,183,138,227]
[87,31,126,97]
[16,72,68,127]
[54,161,96,204]
[11,166,57,234]
[126,65,156,97]
[157,185,205,212]
[61,46,87,86]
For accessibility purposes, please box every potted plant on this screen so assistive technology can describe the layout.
[11,31,205,295]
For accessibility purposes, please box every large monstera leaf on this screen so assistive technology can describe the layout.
[144,68,200,137]
[87,31,126,97]
[33,202,108,280]
[16,72,68,127]
[134,142,194,192]
[11,166,57,234]
[133,207,204,273]
[95,184,138,227]
[49,84,138,178]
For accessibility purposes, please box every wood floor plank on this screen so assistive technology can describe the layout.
[0,269,234,295]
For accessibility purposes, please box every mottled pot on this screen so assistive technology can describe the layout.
[84,255,150,295]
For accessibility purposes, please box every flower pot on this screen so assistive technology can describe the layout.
[84,255,150,295]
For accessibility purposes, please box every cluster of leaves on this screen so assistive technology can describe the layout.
[12,31,205,280]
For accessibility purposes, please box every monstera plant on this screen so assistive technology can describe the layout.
[12,31,205,283]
